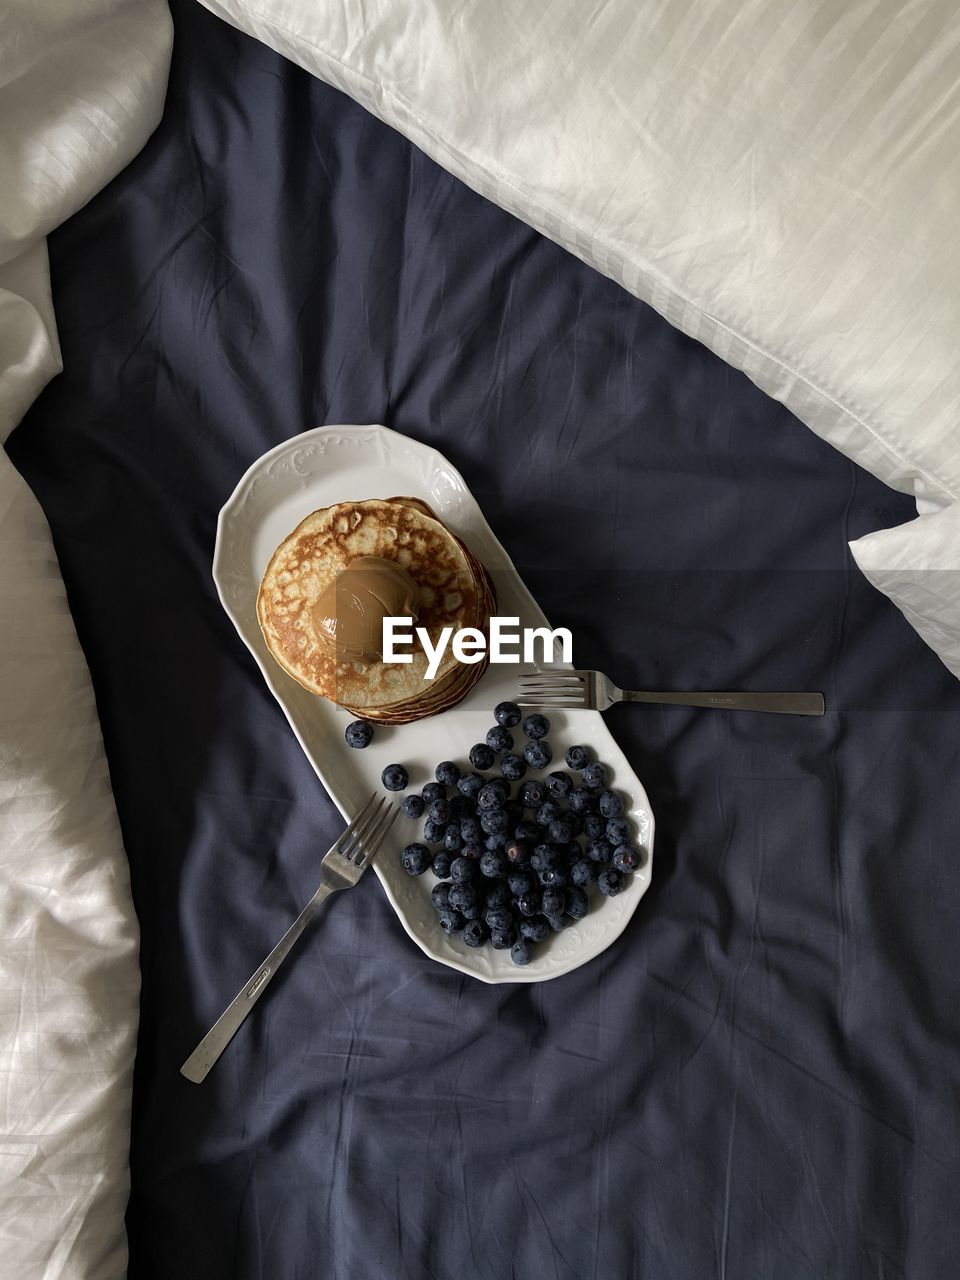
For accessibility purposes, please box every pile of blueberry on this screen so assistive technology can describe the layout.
[387,702,644,967]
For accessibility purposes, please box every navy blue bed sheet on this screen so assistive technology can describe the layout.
[9,2,960,1277]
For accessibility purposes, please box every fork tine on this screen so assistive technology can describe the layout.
[519,691,586,701]
[353,802,400,866]
[517,698,588,708]
[517,673,588,702]
[516,699,587,708]
[332,793,383,858]
[517,681,587,691]
[341,799,389,860]
[517,682,586,693]
[518,671,586,684]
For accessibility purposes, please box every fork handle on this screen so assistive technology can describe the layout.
[621,690,825,715]
[180,882,336,1083]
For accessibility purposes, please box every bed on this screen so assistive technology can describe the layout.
[4,1,960,1277]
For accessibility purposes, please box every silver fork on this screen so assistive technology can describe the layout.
[517,670,824,716]
[180,792,399,1083]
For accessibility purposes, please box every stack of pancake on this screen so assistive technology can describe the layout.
[257,497,495,724]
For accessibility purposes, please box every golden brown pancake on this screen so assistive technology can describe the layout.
[257,497,493,721]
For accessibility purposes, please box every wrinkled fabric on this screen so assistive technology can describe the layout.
[0,2,171,1277]
[198,0,960,681]
[9,3,960,1277]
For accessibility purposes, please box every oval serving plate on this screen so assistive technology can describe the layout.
[214,424,654,982]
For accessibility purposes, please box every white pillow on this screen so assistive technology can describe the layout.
[199,0,960,675]
[0,2,172,1275]
[851,503,960,679]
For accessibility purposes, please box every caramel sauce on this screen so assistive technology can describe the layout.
[313,556,419,662]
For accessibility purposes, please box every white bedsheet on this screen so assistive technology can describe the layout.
[0,3,172,1276]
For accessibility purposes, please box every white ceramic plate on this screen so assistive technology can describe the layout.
[214,425,654,982]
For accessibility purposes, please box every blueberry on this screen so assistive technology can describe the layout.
[566,813,584,838]
[520,779,549,809]
[564,744,591,771]
[522,714,550,739]
[565,886,589,920]
[535,800,563,827]
[547,818,573,844]
[461,919,489,948]
[457,772,484,799]
[485,905,514,932]
[583,813,606,840]
[462,902,482,921]
[450,857,475,883]
[429,799,451,825]
[435,760,461,787]
[599,790,624,819]
[516,891,542,917]
[444,827,465,852]
[494,701,522,727]
[504,838,530,865]
[478,781,507,811]
[545,771,573,799]
[597,866,625,896]
[530,843,560,873]
[586,838,614,864]
[344,719,374,749]
[422,782,446,805]
[431,882,452,911]
[431,850,453,878]
[423,819,447,844]
[568,788,596,816]
[538,864,569,888]
[524,740,553,770]
[469,743,496,771]
[519,916,550,942]
[381,763,408,792]
[508,869,535,897]
[612,844,642,873]
[484,883,512,911]
[546,914,569,932]
[582,761,608,791]
[460,842,483,861]
[401,843,431,875]
[449,882,477,912]
[461,817,482,844]
[438,909,465,934]
[448,795,474,821]
[484,833,509,852]
[480,851,507,879]
[541,888,566,917]
[606,817,632,846]
[490,926,519,950]
[485,725,514,755]
[500,753,527,782]
[402,794,425,819]
[570,858,596,888]
[506,798,524,824]
[481,809,509,836]
[514,820,541,843]
[511,940,533,966]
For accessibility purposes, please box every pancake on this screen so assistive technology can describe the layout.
[342,554,496,723]
[257,497,493,720]
[339,544,495,713]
